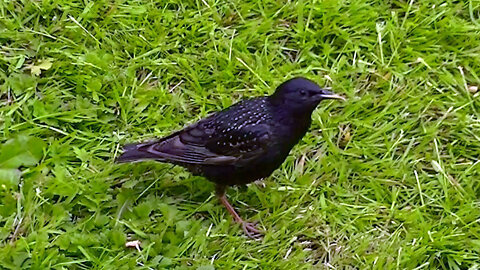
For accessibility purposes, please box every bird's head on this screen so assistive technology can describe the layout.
[270,77,345,115]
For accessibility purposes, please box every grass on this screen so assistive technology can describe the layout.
[1,0,480,268]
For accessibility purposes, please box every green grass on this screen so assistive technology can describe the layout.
[1,0,480,268]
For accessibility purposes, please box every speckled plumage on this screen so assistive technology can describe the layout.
[119,97,281,186]
[117,77,344,237]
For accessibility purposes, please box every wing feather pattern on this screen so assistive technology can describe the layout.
[120,99,273,167]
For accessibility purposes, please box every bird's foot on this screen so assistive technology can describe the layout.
[216,189,263,239]
[241,221,263,239]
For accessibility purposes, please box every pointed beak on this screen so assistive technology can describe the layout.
[319,89,346,101]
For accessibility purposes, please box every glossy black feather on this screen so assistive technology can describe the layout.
[117,77,343,186]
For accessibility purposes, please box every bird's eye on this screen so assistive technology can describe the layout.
[300,90,307,96]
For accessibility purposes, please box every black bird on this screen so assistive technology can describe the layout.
[117,77,345,237]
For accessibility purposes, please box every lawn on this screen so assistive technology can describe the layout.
[1,0,480,269]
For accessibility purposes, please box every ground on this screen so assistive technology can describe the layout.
[1,0,480,269]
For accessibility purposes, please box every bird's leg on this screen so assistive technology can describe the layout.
[215,185,262,238]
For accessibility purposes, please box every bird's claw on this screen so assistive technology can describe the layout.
[241,221,263,239]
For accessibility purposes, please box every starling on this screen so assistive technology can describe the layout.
[117,77,345,237]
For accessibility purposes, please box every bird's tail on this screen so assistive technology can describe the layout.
[116,142,159,163]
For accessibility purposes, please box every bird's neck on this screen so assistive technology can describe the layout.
[273,106,312,143]
[273,102,314,123]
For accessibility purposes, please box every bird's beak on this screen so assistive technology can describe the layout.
[319,89,346,101]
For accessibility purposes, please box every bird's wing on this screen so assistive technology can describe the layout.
[130,98,273,166]
[204,123,272,165]
[132,119,272,167]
